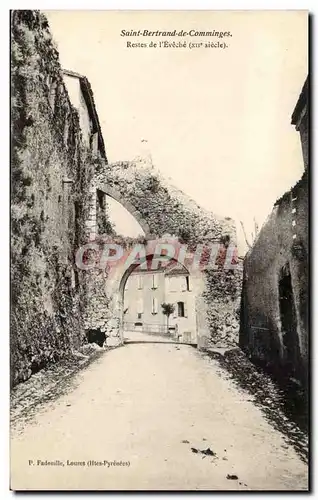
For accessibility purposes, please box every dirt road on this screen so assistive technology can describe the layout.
[10,340,308,491]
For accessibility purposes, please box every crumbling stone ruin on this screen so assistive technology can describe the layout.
[240,78,308,390]
[11,10,95,385]
[84,158,243,348]
[11,10,242,386]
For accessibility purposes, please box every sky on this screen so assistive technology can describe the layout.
[44,10,307,252]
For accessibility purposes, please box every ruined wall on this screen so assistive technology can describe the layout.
[239,170,308,385]
[11,11,94,386]
[83,234,242,349]
[80,235,146,343]
[11,12,242,378]
[82,267,117,340]
[82,107,242,349]
[95,157,236,244]
[201,268,243,348]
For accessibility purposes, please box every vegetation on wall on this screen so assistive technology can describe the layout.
[95,158,236,246]
[11,10,94,386]
[96,199,116,236]
[94,157,242,347]
[202,268,243,347]
[11,11,243,385]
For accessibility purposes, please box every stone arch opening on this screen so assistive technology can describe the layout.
[95,183,152,238]
[113,254,200,345]
[85,238,237,350]
[105,195,145,238]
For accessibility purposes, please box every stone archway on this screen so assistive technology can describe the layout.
[83,166,241,351]
[90,183,152,238]
[102,244,208,347]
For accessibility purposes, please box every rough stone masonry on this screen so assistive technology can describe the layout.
[11,10,243,386]
[11,10,94,386]
[83,156,243,348]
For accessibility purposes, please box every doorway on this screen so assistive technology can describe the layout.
[278,264,300,377]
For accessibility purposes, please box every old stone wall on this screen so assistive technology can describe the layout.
[239,170,308,386]
[92,156,243,347]
[11,11,94,386]
[11,11,243,386]
[201,268,243,348]
[82,233,242,349]
[94,157,236,244]
[82,268,117,339]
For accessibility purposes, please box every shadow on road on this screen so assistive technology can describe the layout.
[205,348,308,464]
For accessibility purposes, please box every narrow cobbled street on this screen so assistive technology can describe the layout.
[11,341,308,491]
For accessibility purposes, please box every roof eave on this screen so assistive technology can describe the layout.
[291,76,309,126]
[63,69,108,162]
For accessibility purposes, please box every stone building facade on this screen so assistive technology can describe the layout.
[239,77,309,388]
[165,264,196,343]
[124,268,166,330]
[124,261,196,343]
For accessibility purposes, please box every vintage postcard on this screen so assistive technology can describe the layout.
[10,10,308,491]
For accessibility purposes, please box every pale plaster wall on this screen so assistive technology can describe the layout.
[63,74,92,147]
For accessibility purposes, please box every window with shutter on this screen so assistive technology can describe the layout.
[177,302,185,317]
[152,297,158,314]
[152,274,158,289]
[186,276,191,291]
[138,275,143,289]
[184,301,188,318]
[173,304,177,318]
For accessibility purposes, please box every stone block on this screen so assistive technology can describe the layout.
[106,336,122,347]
